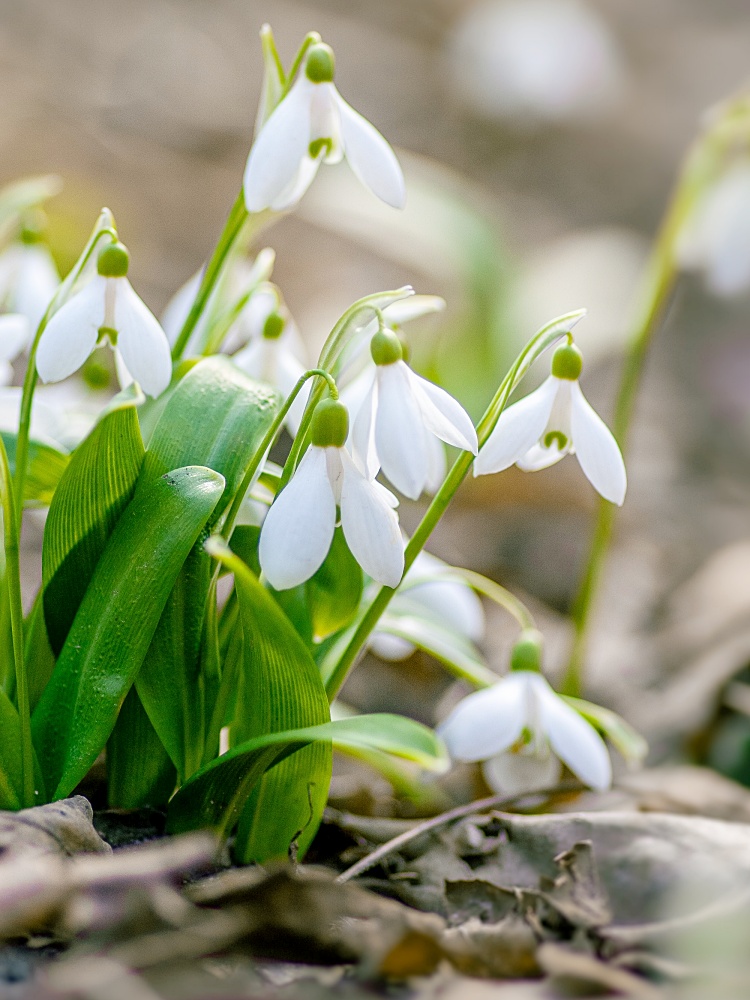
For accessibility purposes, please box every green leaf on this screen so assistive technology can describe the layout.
[107,687,177,808]
[1,433,69,509]
[31,465,225,800]
[166,713,448,838]
[133,357,278,781]
[204,538,331,863]
[23,593,56,712]
[0,685,46,809]
[42,387,145,657]
[306,528,363,640]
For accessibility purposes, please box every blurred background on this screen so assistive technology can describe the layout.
[6,0,750,791]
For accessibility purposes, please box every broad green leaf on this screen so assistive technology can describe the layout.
[133,357,278,781]
[376,612,499,688]
[1,433,69,508]
[306,528,363,640]
[167,713,447,837]
[107,687,177,808]
[206,538,330,862]
[42,387,145,656]
[31,465,225,800]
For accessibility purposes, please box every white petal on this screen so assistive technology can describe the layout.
[375,362,429,500]
[482,749,562,796]
[408,369,478,454]
[0,361,12,386]
[114,280,172,398]
[269,155,321,212]
[35,278,104,383]
[407,578,484,643]
[569,381,627,505]
[0,314,31,361]
[274,344,309,437]
[474,376,559,476]
[423,431,447,494]
[14,246,59,333]
[113,348,134,390]
[243,77,313,213]
[382,295,446,326]
[515,440,567,472]
[351,372,380,479]
[438,673,528,761]
[370,632,416,661]
[532,675,612,791]
[259,446,336,589]
[161,270,203,346]
[339,448,404,588]
[337,94,406,209]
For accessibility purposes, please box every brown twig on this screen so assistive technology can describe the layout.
[336,781,581,883]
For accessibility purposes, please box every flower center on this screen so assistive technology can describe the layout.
[543,430,568,450]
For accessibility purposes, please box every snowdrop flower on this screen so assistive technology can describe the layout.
[677,163,750,297]
[0,228,59,338]
[0,314,32,385]
[352,327,478,499]
[232,288,309,435]
[244,43,406,213]
[439,630,612,795]
[36,241,172,398]
[371,549,484,660]
[474,341,626,505]
[259,398,403,590]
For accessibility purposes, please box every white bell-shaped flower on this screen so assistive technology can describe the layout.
[259,398,404,590]
[36,241,172,398]
[244,43,406,213]
[474,341,626,505]
[352,328,478,499]
[0,236,59,337]
[438,631,612,794]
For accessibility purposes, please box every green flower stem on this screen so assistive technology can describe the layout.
[322,311,583,701]
[219,368,338,545]
[0,434,33,806]
[171,193,251,361]
[562,126,727,697]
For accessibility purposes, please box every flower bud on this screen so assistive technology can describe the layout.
[312,398,349,448]
[370,327,403,366]
[551,342,583,381]
[305,43,335,83]
[510,629,543,672]
[97,241,130,278]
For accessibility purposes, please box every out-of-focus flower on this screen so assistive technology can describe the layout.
[475,341,626,505]
[449,0,624,127]
[677,164,750,297]
[0,234,59,338]
[259,399,403,590]
[37,241,172,398]
[244,42,405,213]
[438,630,612,795]
[0,315,32,385]
[371,549,484,660]
[352,327,477,499]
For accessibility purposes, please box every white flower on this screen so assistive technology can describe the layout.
[243,43,405,213]
[438,668,612,793]
[371,549,484,660]
[259,399,404,590]
[0,314,32,385]
[0,241,59,336]
[36,241,172,398]
[474,342,626,505]
[352,328,478,499]
[677,163,750,297]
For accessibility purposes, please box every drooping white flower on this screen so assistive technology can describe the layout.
[676,163,750,297]
[352,327,478,499]
[36,241,172,398]
[259,399,404,590]
[244,42,406,213]
[231,284,309,436]
[438,632,612,794]
[371,548,485,660]
[474,341,626,505]
[0,238,59,337]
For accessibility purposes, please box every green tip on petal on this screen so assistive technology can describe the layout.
[97,241,130,278]
[370,328,403,366]
[263,311,285,339]
[510,629,544,672]
[20,208,47,245]
[305,43,335,83]
[312,397,349,448]
[551,342,583,381]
